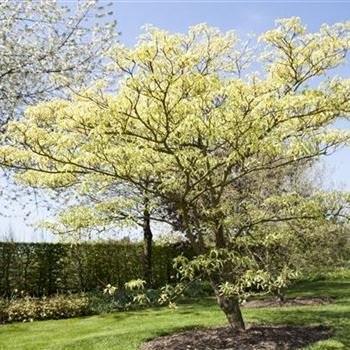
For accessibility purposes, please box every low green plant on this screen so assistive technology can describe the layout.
[183,280,214,298]
[87,290,133,314]
[101,280,161,311]
[0,293,91,324]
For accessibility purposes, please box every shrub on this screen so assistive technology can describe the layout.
[87,290,135,314]
[0,278,214,324]
[97,280,162,312]
[306,267,350,282]
[183,280,213,298]
[0,285,164,324]
[0,294,91,324]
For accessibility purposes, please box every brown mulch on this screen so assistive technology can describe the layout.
[244,297,332,309]
[140,324,332,350]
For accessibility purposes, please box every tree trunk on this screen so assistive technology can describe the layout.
[273,287,285,304]
[217,292,245,330]
[212,282,245,330]
[143,198,153,289]
[211,221,245,329]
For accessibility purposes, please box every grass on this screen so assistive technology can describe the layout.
[1,279,350,350]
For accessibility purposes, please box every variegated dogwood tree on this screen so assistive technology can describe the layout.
[1,18,350,329]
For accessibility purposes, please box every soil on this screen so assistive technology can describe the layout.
[244,297,332,309]
[140,324,332,350]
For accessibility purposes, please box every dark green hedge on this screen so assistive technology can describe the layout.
[0,242,193,296]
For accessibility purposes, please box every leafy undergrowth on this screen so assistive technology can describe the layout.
[0,279,350,350]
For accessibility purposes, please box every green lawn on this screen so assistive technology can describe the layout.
[1,279,350,350]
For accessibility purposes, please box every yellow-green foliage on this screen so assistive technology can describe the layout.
[1,294,90,324]
[1,18,350,307]
[1,19,349,235]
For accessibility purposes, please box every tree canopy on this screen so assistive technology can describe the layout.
[1,18,350,328]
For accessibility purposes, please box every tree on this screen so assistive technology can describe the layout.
[0,0,117,125]
[0,0,117,241]
[41,181,159,288]
[219,160,350,303]
[241,200,349,303]
[253,168,350,302]
[1,18,350,329]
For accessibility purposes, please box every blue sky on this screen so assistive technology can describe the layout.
[114,1,350,45]
[1,0,350,241]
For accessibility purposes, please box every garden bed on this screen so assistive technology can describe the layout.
[140,324,332,350]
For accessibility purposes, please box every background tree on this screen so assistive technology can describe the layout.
[0,0,118,239]
[240,200,349,303]
[220,160,350,302]
[0,0,117,124]
[41,181,160,288]
[1,19,350,329]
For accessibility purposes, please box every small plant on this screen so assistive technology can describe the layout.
[103,284,117,295]
[124,279,146,291]
[101,280,157,311]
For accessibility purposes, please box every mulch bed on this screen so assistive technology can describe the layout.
[140,324,332,350]
[244,297,332,309]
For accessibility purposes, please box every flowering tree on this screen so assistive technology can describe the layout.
[1,18,350,329]
[0,0,117,235]
[0,0,117,124]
